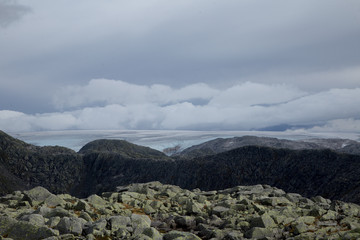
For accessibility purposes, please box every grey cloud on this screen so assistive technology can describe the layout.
[52,79,220,110]
[0,0,30,28]
[0,80,359,132]
[1,1,360,114]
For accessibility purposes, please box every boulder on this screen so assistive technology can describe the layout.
[44,207,73,218]
[109,215,131,232]
[163,230,201,240]
[0,216,17,236]
[131,214,151,235]
[44,194,66,208]
[250,213,276,228]
[8,221,58,240]
[19,214,45,227]
[87,194,107,207]
[142,227,163,240]
[56,217,83,236]
[84,218,108,237]
[46,216,61,228]
[175,216,195,230]
[244,227,274,239]
[23,186,52,206]
[294,222,308,235]
[212,206,230,217]
[74,200,91,211]
[223,231,243,240]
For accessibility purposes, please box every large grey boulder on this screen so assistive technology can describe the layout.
[244,227,274,239]
[87,194,107,207]
[212,206,230,217]
[46,216,61,228]
[163,230,201,240]
[7,221,58,240]
[19,214,45,227]
[0,216,17,236]
[84,218,108,236]
[56,216,84,236]
[108,215,131,232]
[131,214,152,236]
[250,213,276,228]
[44,207,73,218]
[23,186,52,206]
[44,194,65,208]
[142,227,163,240]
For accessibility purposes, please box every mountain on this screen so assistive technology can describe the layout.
[78,139,169,160]
[174,135,360,158]
[1,130,360,205]
[0,130,83,196]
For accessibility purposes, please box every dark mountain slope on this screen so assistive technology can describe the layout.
[174,146,360,203]
[0,130,84,195]
[176,135,360,158]
[78,142,360,203]
[79,139,169,160]
[75,139,172,196]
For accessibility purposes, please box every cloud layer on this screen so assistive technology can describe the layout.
[0,0,30,28]
[1,79,359,132]
[1,1,360,113]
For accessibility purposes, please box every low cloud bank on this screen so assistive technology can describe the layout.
[1,79,360,132]
[0,0,31,28]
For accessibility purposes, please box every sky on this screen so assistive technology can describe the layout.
[0,0,360,133]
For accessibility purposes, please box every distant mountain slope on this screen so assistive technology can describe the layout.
[175,135,360,158]
[79,139,170,160]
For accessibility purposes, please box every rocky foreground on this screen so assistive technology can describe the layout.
[1,182,360,240]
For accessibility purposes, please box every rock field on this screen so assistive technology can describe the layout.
[1,181,360,240]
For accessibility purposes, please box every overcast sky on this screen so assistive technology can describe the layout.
[0,0,360,132]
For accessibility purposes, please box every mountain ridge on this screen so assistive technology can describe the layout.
[174,135,360,158]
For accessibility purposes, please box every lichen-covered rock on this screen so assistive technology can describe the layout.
[0,216,17,236]
[47,216,61,228]
[56,217,84,236]
[212,206,230,217]
[250,213,276,228]
[108,215,131,232]
[244,227,274,239]
[44,194,66,208]
[7,221,58,240]
[19,214,45,227]
[163,230,201,240]
[87,194,107,207]
[84,218,108,236]
[44,206,73,218]
[142,227,163,240]
[23,186,52,206]
[132,214,152,236]
[293,222,308,235]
